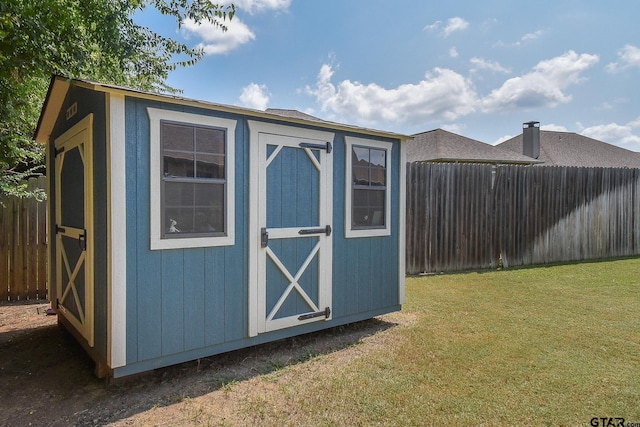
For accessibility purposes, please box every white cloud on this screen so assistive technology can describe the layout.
[443,17,469,37]
[493,135,514,145]
[449,47,459,58]
[180,0,289,55]
[481,51,599,112]
[182,17,255,55]
[521,30,544,42]
[540,123,568,132]
[580,118,640,151]
[305,63,477,125]
[495,29,545,48]
[424,17,468,37]
[423,20,441,32]
[239,83,270,110]
[606,44,640,72]
[230,0,291,14]
[304,51,600,129]
[470,57,511,73]
[441,123,466,135]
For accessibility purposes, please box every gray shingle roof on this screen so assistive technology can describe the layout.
[264,108,328,123]
[407,128,540,164]
[498,131,640,168]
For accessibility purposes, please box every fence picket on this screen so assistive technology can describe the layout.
[0,178,48,301]
[406,163,640,275]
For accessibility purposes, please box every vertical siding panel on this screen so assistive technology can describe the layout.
[183,249,205,351]
[204,248,225,346]
[125,98,138,364]
[225,122,246,342]
[357,240,372,314]
[161,250,184,355]
[332,135,347,316]
[224,246,245,341]
[135,101,162,362]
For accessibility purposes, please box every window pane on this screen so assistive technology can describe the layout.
[353,189,369,207]
[352,207,370,227]
[165,181,194,206]
[194,182,224,206]
[195,153,225,179]
[165,207,194,234]
[162,123,194,152]
[164,151,194,178]
[194,183,225,232]
[352,188,385,228]
[196,127,225,154]
[194,207,224,233]
[370,165,385,186]
[368,190,385,226]
[352,146,369,163]
[352,165,370,185]
[369,149,386,167]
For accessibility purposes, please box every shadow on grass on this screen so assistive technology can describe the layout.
[0,313,396,426]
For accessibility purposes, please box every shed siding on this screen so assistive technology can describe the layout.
[331,131,400,318]
[48,86,109,361]
[120,98,400,375]
[124,98,249,366]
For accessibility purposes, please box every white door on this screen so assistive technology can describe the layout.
[249,123,334,335]
[54,114,94,346]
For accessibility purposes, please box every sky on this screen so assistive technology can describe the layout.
[136,0,640,151]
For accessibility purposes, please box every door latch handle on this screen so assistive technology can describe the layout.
[261,227,269,248]
[298,225,332,236]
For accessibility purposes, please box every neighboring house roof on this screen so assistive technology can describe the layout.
[498,131,640,168]
[407,128,540,165]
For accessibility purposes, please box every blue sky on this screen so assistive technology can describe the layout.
[137,0,640,151]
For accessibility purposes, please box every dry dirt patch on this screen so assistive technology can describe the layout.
[0,302,404,426]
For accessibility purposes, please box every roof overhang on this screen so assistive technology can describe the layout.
[34,75,411,144]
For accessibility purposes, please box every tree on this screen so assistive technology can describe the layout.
[0,0,234,198]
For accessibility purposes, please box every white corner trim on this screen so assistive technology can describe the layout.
[147,108,236,250]
[108,94,127,368]
[344,136,393,238]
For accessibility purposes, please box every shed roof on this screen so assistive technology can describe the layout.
[35,76,410,144]
[407,128,540,165]
[498,130,640,168]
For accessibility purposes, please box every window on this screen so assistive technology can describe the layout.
[345,136,392,238]
[148,108,236,250]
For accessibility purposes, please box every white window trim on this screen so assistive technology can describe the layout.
[148,107,236,250]
[345,136,393,238]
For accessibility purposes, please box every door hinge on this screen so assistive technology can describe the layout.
[78,229,87,251]
[261,227,269,248]
[55,224,66,234]
[298,307,331,321]
[299,141,332,153]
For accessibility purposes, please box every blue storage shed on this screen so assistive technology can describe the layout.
[35,76,408,378]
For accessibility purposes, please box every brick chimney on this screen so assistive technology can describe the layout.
[523,121,540,159]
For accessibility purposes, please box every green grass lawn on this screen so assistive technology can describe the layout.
[136,258,640,426]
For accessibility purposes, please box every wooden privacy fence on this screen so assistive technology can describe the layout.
[406,163,640,274]
[0,177,48,301]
